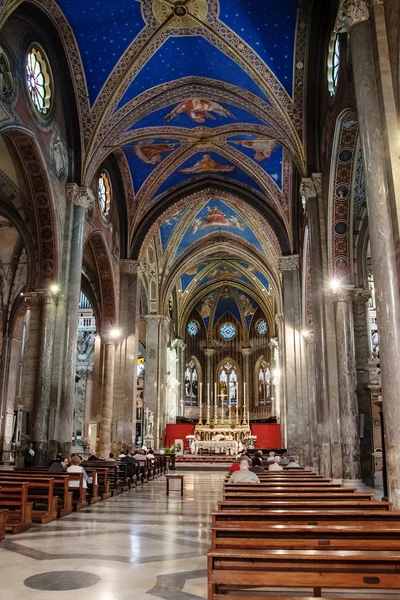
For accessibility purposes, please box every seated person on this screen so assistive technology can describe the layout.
[67,455,88,488]
[49,456,68,472]
[146,448,155,460]
[108,453,116,461]
[250,456,265,474]
[280,452,290,465]
[87,452,100,461]
[120,452,134,464]
[266,451,276,463]
[227,459,260,484]
[286,456,301,469]
[269,457,283,471]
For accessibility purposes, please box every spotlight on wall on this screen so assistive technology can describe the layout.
[109,328,122,339]
[301,329,310,338]
[272,369,281,378]
[329,279,341,290]
[49,283,60,294]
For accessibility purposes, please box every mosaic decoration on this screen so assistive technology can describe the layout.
[26,48,51,114]
[187,320,199,337]
[257,320,268,336]
[330,112,359,283]
[220,322,236,340]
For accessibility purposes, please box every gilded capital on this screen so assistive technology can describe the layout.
[204,348,215,357]
[120,259,141,275]
[279,255,299,271]
[67,183,95,210]
[241,347,252,357]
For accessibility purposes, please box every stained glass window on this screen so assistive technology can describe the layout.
[257,359,271,406]
[328,32,340,97]
[257,320,268,336]
[26,48,51,114]
[220,323,235,339]
[185,359,199,406]
[98,171,111,218]
[218,360,238,407]
[187,320,199,336]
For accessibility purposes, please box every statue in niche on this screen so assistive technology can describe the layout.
[51,134,67,178]
[77,330,95,362]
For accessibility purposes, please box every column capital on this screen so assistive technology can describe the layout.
[269,336,279,349]
[241,347,252,357]
[144,314,169,326]
[22,290,58,306]
[336,0,371,33]
[352,287,372,304]
[300,178,317,203]
[66,183,95,210]
[279,254,299,271]
[203,348,215,357]
[330,284,355,303]
[303,332,315,345]
[171,338,186,351]
[275,313,284,325]
[120,259,141,275]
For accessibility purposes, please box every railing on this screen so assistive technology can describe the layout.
[251,406,273,420]
[78,317,96,330]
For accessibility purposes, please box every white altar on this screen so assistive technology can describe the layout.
[192,440,239,455]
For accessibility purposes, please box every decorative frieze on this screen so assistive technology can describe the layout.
[279,255,299,271]
[120,259,141,275]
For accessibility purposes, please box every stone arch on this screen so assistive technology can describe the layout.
[85,231,117,334]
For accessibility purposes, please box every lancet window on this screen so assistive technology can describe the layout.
[218,360,239,407]
[257,359,271,406]
[184,359,199,406]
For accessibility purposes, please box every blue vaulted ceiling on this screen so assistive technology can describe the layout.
[56,0,304,223]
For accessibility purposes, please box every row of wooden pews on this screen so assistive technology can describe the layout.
[0,455,169,537]
[207,468,400,599]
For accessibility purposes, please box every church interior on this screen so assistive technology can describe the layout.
[0,0,399,598]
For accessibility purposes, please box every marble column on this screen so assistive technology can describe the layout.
[203,348,215,424]
[118,260,140,448]
[58,185,94,456]
[332,286,361,481]
[98,340,116,458]
[144,315,169,449]
[304,333,318,471]
[301,177,340,478]
[275,313,286,447]
[83,370,93,445]
[174,339,186,417]
[279,255,307,465]
[20,294,41,418]
[268,337,280,421]
[343,1,400,508]
[241,348,251,424]
[31,291,58,465]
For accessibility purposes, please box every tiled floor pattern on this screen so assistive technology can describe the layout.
[0,472,398,599]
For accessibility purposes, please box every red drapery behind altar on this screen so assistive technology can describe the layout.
[165,424,195,448]
[250,424,282,449]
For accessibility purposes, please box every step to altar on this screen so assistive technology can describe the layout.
[174,454,233,471]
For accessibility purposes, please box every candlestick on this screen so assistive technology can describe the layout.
[198,382,203,425]
[214,382,218,425]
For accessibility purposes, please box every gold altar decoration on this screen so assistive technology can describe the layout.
[194,424,250,442]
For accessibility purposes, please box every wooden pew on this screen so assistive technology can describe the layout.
[0,487,8,540]
[0,481,32,534]
[224,482,346,489]
[84,468,101,504]
[222,490,375,501]
[0,477,57,524]
[14,468,87,511]
[4,471,73,517]
[83,463,118,496]
[207,548,400,599]
[218,500,393,513]
[87,467,111,500]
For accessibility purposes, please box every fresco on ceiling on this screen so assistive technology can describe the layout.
[196,290,218,330]
[219,0,298,95]
[154,152,264,198]
[159,206,187,249]
[253,271,270,291]
[128,103,268,131]
[213,292,243,327]
[117,36,269,110]
[228,136,283,188]
[237,290,259,329]
[195,267,254,291]
[58,0,145,104]
[164,98,235,123]
[176,199,264,256]
[180,154,235,174]
[122,140,180,193]
[180,263,207,293]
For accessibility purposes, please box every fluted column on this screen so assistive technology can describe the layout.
[174,339,186,417]
[31,291,58,464]
[58,185,94,456]
[117,260,140,448]
[332,286,361,481]
[98,339,116,458]
[304,333,318,471]
[203,348,215,425]
[279,255,307,464]
[342,0,400,507]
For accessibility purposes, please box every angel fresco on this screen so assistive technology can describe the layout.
[199,294,215,319]
[191,205,245,234]
[164,98,235,123]
[232,138,277,162]
[134,139,177,165]
[239,294,257,317]
[180,154,235,174]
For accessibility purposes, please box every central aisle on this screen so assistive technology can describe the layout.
[0,472,225,600]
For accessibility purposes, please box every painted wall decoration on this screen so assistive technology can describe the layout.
[134,139,178,164]
[180,154,235,174]
[180,263,207,292]
[159,206,187,249]
[164,98,235,123]
[229,136,283,188]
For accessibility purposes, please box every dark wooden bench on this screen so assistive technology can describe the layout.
[5,470,73,517]
[0,481,32,534]
[84,468,101,504]
[0,477,58,524]
[0,487,8,540]
[84,463,118,496]
[222,490,375,501]
[207,548,400,599]
[224,482,345,489]
[218,499,393,512]
[14,468,87,511]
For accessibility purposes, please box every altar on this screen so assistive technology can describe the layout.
[194,424,250,442]
[192,440,239,455]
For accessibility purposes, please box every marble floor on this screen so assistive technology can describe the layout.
[0,472,398,600]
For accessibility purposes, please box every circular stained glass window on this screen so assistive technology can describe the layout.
[187,321,199,336]
[220,323,236,340]
[257,320,268,336]
[26,47,52,115]
[327,31,340,97]
[98,170,111,218]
